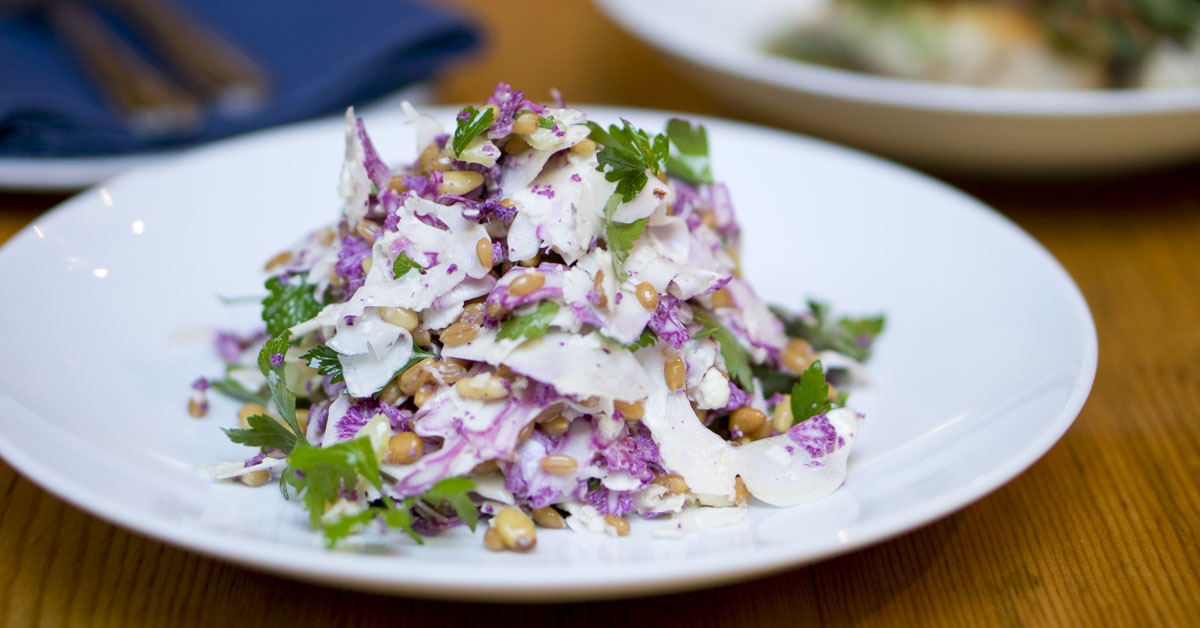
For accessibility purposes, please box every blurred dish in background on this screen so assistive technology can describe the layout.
[594,0,1200,175]
[766,0,1200,90]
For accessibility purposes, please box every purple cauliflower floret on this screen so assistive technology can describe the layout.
[786,414,845,459]
[334,235,372,296]
[647,294,691,349]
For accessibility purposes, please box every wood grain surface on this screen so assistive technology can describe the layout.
[2,1,1198,625]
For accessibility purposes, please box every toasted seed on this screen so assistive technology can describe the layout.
[458,302,486,324]
[539,455,578,475]
[264,251,293,272]
[507,271,545,296]
[386,432,423,465]
[634,282,658,312]
[355,218,381,243]
[517,421,536,445]
[380,376,406,406]
[413,383,436,408]
[483,527,505,552]
[238,402,271,429]
[499,199,517,209]
[727,247,743,278]
[771,395,794,434]
[827,384,839,402]
[504,137,531,156]
[294,409,309,435]
[476,237,494,269]
[531,506,565,529]
[241,470,271,487]
[456,373,509,400]
[664,357,686,392]
[399,357,435,395]
[734,476,750,507]
[440,321,480,347]
[512,112,539,135]
[317,227,336,246]
[729,407,766,436]
[541,415,570,438]
[653,474,689,495]
[187,398,207,418]
[592,270,608,307]
[494,507,537,551]
[570,138,596,157]
[386,175,409,194]
[379,306,419,331]
[711,288,733,308]
[486,302,507,320]
[482,103,501,120]
[700,211,717,230]
[411,328,432,347]
[440,170,484,196]
[418,142,444,173]
[782,338,815,375]
[604,515,630,537]
[518,253,541,268]
[614,400,644,421]
[473,460,499,475]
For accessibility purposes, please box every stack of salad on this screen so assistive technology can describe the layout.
[196,84,883,550]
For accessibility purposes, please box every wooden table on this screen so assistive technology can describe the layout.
[2,1,1198,624]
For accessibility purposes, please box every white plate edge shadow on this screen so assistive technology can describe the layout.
[0,105,1098,601]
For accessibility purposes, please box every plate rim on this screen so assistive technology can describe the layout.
[0,105,1098,600]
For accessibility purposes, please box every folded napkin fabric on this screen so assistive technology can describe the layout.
[0,0,478,156]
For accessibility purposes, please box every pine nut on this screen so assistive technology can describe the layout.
[504,138,531,156]
[541,415,570,437]
[412,328,432,347]
[482,103,501,120]
[380,376,405,405]
[473,460,499,475]
[570,138,596,157]
[494,507,537,551]
[507,271,545,296]
[771,395,794,434]
[635,282,658,311]
[294,409,309,435]
[614,400,644,421]
[386,432,423,465]
[456,373,509,401]
[729,407,766,436]
[238,402,270,429]
[653,474,689,495]
[241,470,271,487]
[782,339,815,375]
[360,257,373,275]
[512,112,539,135]
[413,383,436,408]
[399,357,435,395]
[459,302,486,324]
[418,142,443,173]
[531,506,565,529]
[711,288,733,308]
[439,321,480,347]
[487,302,507,320]
[386,175,409,194]
[593,270,607,307]
[317,227,336,246]
[827,384,839,402]
[264,251,292,271]
[734,476,750,507]
[700,211,717,230]
[355,218,381,243]
[483,527,505,552]
[518,253,541,268]
[187,398,206,418]
[476,237,494,269]
[439,170,484,196]
[539,454,578,475]
[604,515,630,537]
[517,421,536,445]
[664,357,686,392]
[379,306,419,331]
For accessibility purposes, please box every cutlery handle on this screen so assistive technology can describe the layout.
[98,0,272,114]
[45,0,201,137]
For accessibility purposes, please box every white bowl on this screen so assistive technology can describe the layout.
[594,0,1200,175]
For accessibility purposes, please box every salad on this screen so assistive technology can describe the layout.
[192,84,884,552]
[766,0,1200,89]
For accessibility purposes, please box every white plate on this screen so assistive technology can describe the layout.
[0,83,433,192]
[0,106,1096,600]
[594,0,1200,175]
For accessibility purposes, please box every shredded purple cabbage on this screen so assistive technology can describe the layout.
[334,235,371,296]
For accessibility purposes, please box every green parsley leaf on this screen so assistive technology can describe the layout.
[256,332,305,439]
[693,310,755,394]
[392,252,427,280]
[630,327,659,350]
[222,414,298,454]
[587,478,602,493]
[752,365,801,400]
[772,301,886,363]
[537,115,557,130]
[605,216,647,282]
[288,436,382,527]
[497,301,561,342]
[790,360,832,425]
[302,345,344,384]
[587,120,668,202]
[452,106,496,157]
[322,496,422,548]
[420,477,478,532]
[665,119,713,186]
[262,275,322,338]
[208,376,269,406]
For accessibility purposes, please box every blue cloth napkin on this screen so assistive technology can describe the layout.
[0,0,478,156]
